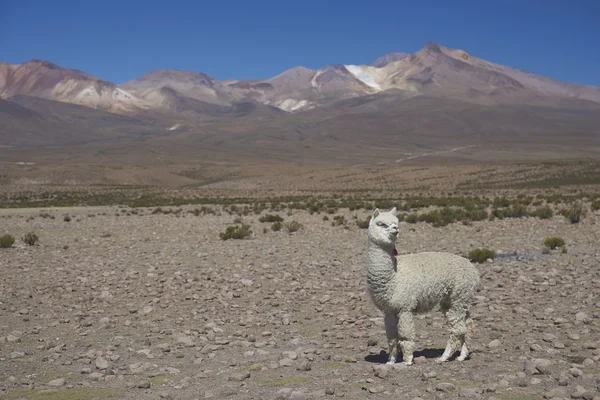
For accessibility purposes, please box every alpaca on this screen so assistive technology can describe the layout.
[366,207,480,365]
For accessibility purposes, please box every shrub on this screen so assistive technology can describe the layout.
[22,232,39,246]
[543,236,565,250]
[220,224,252,240]
[531,206,553,220]
[332,215,345,226]
[63,215,72,222]
[0,234,15,248]
[271,221,283,231]
[591,199,600,211]
[285,221,303,233]
[259,214,284,223]
[493,197,510,208]
[506,204,529,219]
[468,248,496,263]
[356,217,370,229]
[561,245,568,254]
[467,208,488,221]
[233,217,243,224]
[560,202,586,224]
[405,214,419,224]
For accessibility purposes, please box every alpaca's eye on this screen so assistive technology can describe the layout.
[377,222,387,227]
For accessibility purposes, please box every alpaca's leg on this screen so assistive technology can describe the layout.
[384,313,399,365]
[457,311,473,361]
[397,312,416,366]
[438,305,467,363]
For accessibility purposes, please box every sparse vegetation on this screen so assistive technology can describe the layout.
[271,221,283,231]
[285,221,303,233]
[0,234,15,248]
[259,214,284,223]
[219,224,252,240]
[356,216,371,229]
[22,232,39,246]
[560,202,586,223]
[468,248,496,263]
[543,236,565,250]
[530,206,553,219]
[332,215,346,226]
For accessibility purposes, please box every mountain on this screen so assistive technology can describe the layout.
[119,69,237,107]
[1,41,600,165]
[3,42,600,116]
[372,52,409,68]
[0,60,147,113]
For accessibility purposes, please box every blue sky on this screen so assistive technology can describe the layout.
[1,0,599,86]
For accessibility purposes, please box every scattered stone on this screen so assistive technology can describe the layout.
[137,380,151,389]
[95,356,109,370]
[228,371,250,382]
[47,378,66,387]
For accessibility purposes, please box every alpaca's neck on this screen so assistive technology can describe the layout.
[366,240,396,308]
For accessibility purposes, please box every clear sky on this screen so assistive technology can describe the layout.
[1,0,599,86]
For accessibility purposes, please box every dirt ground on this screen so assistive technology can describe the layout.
[0,203,599,400]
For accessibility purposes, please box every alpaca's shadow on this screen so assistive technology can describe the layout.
[364,348,446,364]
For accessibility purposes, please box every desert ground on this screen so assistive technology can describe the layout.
[1,162,600,400]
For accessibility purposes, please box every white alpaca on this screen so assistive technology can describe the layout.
[366,207,480,365]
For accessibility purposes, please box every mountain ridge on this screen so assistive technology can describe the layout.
[3,41,600,116]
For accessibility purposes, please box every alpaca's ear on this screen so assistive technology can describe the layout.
[372,208,380,218]
[390,207,397,214]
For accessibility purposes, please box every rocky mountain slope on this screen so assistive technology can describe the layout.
[1,42,600,162]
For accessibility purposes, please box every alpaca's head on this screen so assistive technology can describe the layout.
[368,207,399,246]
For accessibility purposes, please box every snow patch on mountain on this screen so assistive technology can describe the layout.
[344,65,382,91]
[274,98,312,112]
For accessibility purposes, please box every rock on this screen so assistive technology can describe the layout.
[289,391,308,400]
[95,356,109,370]
[129,362,152,374]
[140,306,154,316]
[569,367,583,377]
[422,371,437,380]
[575,312,590,324]
[524,359,538,375]
[137,380,151,389]
[436,382,456,392]
[177,336,194,347]
[228,371,250,382]
[488,339,501,349]
[297,361,311,371]
[414,356,426,364]
[47,378,66,387]
[534,358,553,374]
[570,385,587,399]
[373,365,390,379]
[458,387,480,398]
[279,358,294,367]
[543,387,568,398]
[282,351,298,360]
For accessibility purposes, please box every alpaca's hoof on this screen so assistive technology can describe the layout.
[457,354,470,361]
[385,361,395,366]
[403,361,413,366]
[436,357,448,363]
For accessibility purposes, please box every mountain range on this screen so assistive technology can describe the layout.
[1,41,600,164]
